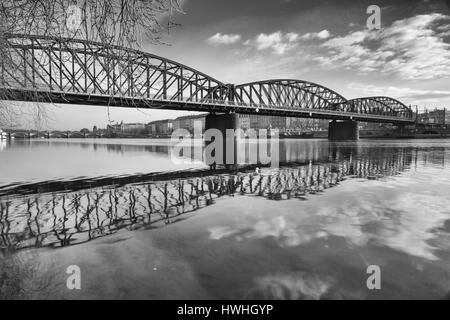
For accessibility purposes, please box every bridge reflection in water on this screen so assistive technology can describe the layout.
[0,145,413,252]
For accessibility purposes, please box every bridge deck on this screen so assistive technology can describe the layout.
[1,88,415,124]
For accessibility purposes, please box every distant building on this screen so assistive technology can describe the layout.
[107,122,147,134]
[269,116,288,130]
[107,123,122,134]
[232,115,327,132]
[359,122,396,136]
[141,113,335,136]
[123,123,147,134]
[147,119,173,135]
[417,108,449,125]
[172,114,206,134]
[238,114,250,130]
[285,117,328,132]
[249,115,271,130]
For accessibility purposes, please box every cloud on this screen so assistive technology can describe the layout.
[315,13,450,80]
[206,33,241,45]
[248,272,333,300]
[300,29,331,40]
[209,216,316,247]
[347,83,450,101]
[245,31,300,55]
[243,29,331,55]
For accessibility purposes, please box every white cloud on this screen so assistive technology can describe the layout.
[245,31,300,55]
[206,33,241,45]
[300,29,331,40]
[315,14,450,80]
[241,29,330,55]
[347,83,450,109]
[250,272,332,300]
[348,83,450,98]
[286,32,299,42]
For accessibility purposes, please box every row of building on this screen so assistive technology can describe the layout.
[104,108,449,136]
[416,108,450,126]
[106,114,330,136]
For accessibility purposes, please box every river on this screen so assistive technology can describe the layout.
[0,138,450,299]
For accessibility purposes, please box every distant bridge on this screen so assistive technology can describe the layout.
[0,34,414,125]
[3,129,108,139]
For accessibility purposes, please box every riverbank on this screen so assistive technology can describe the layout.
[361,134,450,139]
[4,131,450,140]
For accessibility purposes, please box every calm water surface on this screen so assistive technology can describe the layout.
[1,138,450,299]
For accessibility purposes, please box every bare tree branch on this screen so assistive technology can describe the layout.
[0,0,182,129]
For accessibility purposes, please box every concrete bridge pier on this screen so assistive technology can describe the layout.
[328,120,359,141]
[204,113,239,169]
[394,123,415,138]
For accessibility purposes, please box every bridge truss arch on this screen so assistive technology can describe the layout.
[341,97,414,119]
[0,34,414,123]
[233,79,348,110]
[1,34,230,107]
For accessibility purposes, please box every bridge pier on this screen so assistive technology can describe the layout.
[328,120,359,141]
[204,113,239,169]
[394,123,415,138]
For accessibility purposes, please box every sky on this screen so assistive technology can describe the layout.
[12,0,450,130]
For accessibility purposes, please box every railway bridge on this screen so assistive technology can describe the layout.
[0,34,415,146]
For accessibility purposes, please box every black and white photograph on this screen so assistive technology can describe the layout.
[1,0,450,308]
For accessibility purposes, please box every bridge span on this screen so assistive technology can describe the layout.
[0,34,415,142]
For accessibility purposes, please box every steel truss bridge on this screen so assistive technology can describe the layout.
[1,34,414,124]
